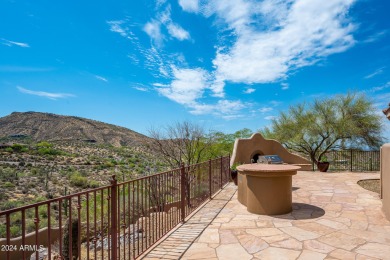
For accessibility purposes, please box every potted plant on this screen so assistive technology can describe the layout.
[230,163,240,185]
[317,156,330,172]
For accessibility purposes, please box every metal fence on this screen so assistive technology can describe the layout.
[324,150,380,172]
[0,156,231,260]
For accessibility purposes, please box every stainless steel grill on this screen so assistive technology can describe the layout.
[257,155,284,164]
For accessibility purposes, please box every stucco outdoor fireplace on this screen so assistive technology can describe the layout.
[231,133,310,215]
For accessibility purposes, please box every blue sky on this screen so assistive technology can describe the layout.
[1,0,389,140]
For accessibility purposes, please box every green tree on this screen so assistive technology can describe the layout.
[261,93,383,167]
[148,121,212,167]
[207,128,253,158]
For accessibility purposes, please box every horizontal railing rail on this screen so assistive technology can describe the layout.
[0,155,231,260]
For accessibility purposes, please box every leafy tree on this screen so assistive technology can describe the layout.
[207,128,253,158]
[261,93,383,167]
[148,121,211,168]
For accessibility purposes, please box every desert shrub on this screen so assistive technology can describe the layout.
[33,196,47,203]
[0,225,5,237]
[11,144,28,153]
[38,206,48,218]
[88,180,100,188]
[30,168,39,175]
[4,147,13,152]
[10,212,22,225]
[3,182,15,188]
[70,172,88,188]
[0,201,21,211]
[128,162,135,168]
[10,226,21,237]
[104,161,115,168]
[0,167,18,182]
[36,141,53,149]
[26,219,36,233]
[0,189,7,200]
[38,147,63,156]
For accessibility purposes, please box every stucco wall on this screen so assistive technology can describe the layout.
[0,227,61,260]
[230,133,312,170]
[381,144,390,219]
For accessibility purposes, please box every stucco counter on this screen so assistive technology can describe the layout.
[237,164,301,215]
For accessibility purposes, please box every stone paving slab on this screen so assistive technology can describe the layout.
[142,185,236,259]
[144,171,390,260]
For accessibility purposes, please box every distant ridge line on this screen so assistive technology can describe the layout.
[0,111,150,147]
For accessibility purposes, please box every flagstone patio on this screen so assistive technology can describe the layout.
[142,171,390,260]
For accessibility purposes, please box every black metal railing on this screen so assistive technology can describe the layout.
[324,150,380,172]
[0,156,231,260]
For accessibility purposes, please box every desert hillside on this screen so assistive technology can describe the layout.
[0,111,149,147]
[0,112,166,212]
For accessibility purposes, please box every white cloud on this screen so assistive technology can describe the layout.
[264,115,277,120]
[281,83,289,90]
[108,20,127,36]
[213,100,245,114]
[161,6,191,41]
[1,38,30,48]
[133,86,149,92]
[366,81,390,93]
[143,5,191,43]
[127,54,140,65]
[208,0,356,87]
[270,100,282,106]
[243,88,255,94]
[189,100,245,116]
[143,46,170,78]
[152,83,169,87]
[259,107,273,113]
[155,67,246,117]
[17,86,75,100]
[364,67,385,79]
[107,20,173,78]
[107,20,138,41]
[166,23,190,41]
[143,20,164,45]
[157,67,208,105]
[363,30,388,43]
[95,75,108,82]
[179,0,200,12]
[156,0,167,8]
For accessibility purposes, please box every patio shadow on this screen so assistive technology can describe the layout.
[273,203,325,220]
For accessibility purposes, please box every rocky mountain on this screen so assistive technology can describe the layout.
[0,112,149,146]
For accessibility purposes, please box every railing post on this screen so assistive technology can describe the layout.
[209,159,212,199]
[227,154,230,182]
[350,149,353,172]
[110,175,118,260]
[180,163,186,223]
[220,156,223,189]
[370,154,373,171]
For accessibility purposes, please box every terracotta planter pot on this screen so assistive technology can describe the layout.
[317,162,330,172]
[231,170,238,185]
